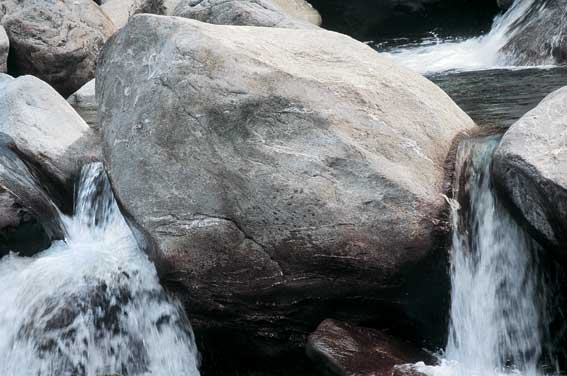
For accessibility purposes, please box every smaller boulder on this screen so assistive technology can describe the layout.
[101,0,165,29]
[0,26,8,73]
[306,319,434,376]
[1,0,116,96]
[270,0,321,26]
[0,75,99,197]
[67,79,98,130]
[173,0,318,28]
[493,86,567,260]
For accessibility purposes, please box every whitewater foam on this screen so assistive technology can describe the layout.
[0,163,200,376]
[381,0,555,74]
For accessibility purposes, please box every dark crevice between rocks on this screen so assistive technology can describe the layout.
[308,0,500,41]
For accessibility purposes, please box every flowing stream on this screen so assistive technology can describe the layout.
[0,163,201,376]
[380,0,549,74]
[411,137,556,376]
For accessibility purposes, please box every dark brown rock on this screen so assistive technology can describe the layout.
[306,319,433,376]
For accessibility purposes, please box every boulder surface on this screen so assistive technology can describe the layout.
[0,25,8,73]
[68,79,98,130]
[101,0,165,29]
[173,0,318,28]
[98,14,474,361]
[493,86,567,260]
[270,0,321,26]
[0,75,99,194]
[306,319,433,376]
[0,0,116,96]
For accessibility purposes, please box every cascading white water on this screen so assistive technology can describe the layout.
[382,0,551,74]
[0,163,201,376]
[410,136,553,376]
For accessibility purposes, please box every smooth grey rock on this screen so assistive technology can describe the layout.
[68,79,98,130]
[493,86,567,260]
[0,25,8,73]
[306,319,432,376]
[501,0,567,65]
[270,0,321,26]
[0,75,99,191]
[98,15,475,357]
[173,0,318,28]
[101,0,165,29]
[0,0,116,96]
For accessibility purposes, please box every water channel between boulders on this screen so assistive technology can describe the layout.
[371,0,567,374]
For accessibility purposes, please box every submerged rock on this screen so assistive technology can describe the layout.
[0,75,99,200]
[0,0,116,96]
[500,0,567,65]
[173,0,318,28]
[0,26,7,73]
[68,79,98,130]
[98,14,474,362]
[101,0,165,29]
[306,319,433,376]
[493,86,567,261]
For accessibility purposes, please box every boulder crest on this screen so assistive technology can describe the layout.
[493,86,567,261]
[97,14,475,362]
[173,0,319,28]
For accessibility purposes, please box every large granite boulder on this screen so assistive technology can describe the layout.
[0,25,7,73]
[68,79,98,130]
[97,15,475,362]
[173,0,318,28]
[493,86,567,261]
[306,319,432,376]
[0,0,116,96]
[501,0,567,65]
[0,75,99,195]
[101,0,165,29]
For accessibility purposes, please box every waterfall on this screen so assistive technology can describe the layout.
[413,136,556,376]
[0,163,201,376]
[382,0,552,74]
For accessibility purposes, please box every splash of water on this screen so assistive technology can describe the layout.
[410,136,555,376]
[0,163,200,376]
[382,0,553,74]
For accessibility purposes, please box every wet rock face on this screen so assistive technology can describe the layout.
[493,86,567,262]
[98,14,474,363]
[501,0,567,65]
[0,136,61,258]
[306,319,433,376]
[0,0,116,96]
[173,0,318,28]
[0,26,8,73]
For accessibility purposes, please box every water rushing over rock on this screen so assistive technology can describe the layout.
[0,163,200,376]
[381,0,555,74]
[414,136,556,376]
